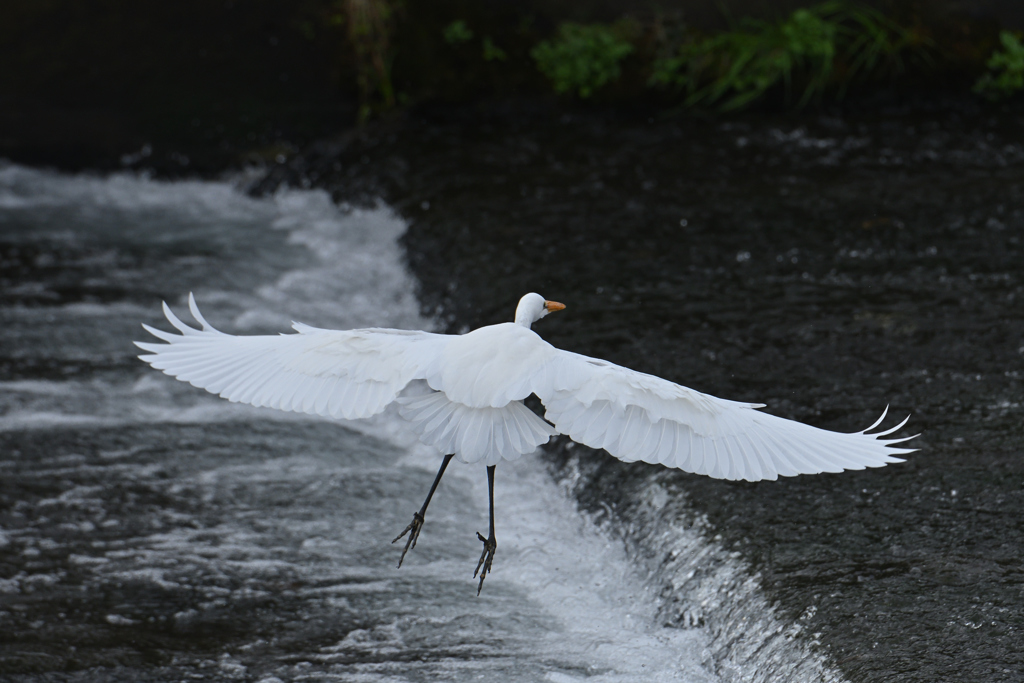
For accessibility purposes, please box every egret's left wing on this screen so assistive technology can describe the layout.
[532,350,917,482]
[135,295,449,420]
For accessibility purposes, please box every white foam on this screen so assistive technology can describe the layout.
[450,450,718,682]
[0,162,265,220]
[241,196,423,332]
[614,478,847,683]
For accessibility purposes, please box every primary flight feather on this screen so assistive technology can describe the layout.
[136,292,916,592]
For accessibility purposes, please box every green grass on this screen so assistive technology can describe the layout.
[974,31,1024,100]
[530,22,635,98]
[443,20,473,45]
[482,36,507,62]
[650,1,923,110]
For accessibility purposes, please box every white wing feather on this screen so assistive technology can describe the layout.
[533,350,917,482]
[135,294,449,420]
[397,391,556,466]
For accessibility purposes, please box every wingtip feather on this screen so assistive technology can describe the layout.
[162,301,198,335]
[140,323,178,343]
[871,413,912,437]
[187,292,217,332]
[882,432,919,446]
[860,405,890,434]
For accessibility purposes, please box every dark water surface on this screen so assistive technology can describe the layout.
[262,103,1024,681]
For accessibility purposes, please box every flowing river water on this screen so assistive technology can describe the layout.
[0,164,728,682]
[3,101,1024,682]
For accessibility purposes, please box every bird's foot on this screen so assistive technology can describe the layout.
[392,511,424,568]
[474,531,497,595]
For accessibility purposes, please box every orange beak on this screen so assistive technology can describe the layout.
[543,300,566,312]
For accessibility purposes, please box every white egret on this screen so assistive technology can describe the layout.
[136,292,916,593]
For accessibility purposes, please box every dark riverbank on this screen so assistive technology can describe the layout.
[252,100,1024,681]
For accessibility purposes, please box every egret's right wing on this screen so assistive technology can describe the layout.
[533,350,917,482]
[135,295,449,419]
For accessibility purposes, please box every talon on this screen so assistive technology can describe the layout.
[474,531,497,595]
[392,511,425,568]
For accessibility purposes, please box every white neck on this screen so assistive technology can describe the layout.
[514,309,534,328]
[514,293,545,328]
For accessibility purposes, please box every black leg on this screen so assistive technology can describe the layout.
[474,465,497,595]
[393,453,454,568]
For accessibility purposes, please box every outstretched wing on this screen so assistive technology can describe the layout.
[135,294,449,420]
[533,350,917,482]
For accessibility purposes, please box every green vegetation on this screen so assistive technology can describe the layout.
[443,20,506,63]
[974,31,1024,100]
[530,23,635,98]
[327,2,1016,118]
[328,1,1015,118]
[482,36,507,62]
[650,2,922,110]
[443,20,473,45]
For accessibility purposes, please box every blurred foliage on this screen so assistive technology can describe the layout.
[650,2,929,110]
[530,22,636,98]
[328,0,397,121]
[443,20,474,45]
[444,21,507,62]
[482,36,508,62]
[973,30,1024,100]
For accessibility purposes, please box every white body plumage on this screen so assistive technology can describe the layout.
[135,292,916,479]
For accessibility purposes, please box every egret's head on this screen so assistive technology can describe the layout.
[515,292,565,327]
